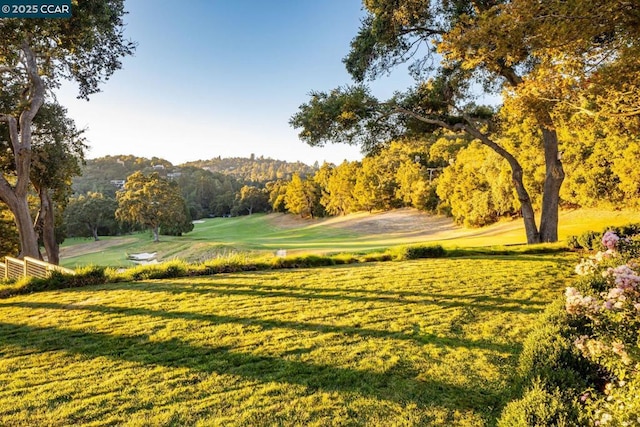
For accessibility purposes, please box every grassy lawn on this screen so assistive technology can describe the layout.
[59,208,640,268]
[0,254,575,426]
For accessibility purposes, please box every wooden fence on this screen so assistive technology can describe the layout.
[1,257,75,281]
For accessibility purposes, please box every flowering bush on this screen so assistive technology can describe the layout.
[601,231,620,251]
[564,231,640,425]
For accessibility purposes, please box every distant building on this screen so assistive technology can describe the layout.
[167,172,182,180]
[152,164,165,170]
[110,179,125,189]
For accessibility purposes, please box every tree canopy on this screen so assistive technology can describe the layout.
[65,192,118,241]
[0,0,134,261]
[291,0,640,243]
[115,172,190,242]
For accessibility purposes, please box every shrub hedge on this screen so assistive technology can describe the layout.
[0,243,567,299]
[501,225,640,426]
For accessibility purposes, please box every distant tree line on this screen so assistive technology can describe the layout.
[61,155,299,241]
[54,116,640,245]
[4,117,638,256]
[273,123,640,225]
[183,155,316,185]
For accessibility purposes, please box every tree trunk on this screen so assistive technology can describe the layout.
[498,68,563,243]
[461,124,541,244]
[152,226,160,242]
[7,195,41,259]
[92,226,100,241]
[511,167,540,244]
[0,42,45,259]
[538,127,565,242]
[16,201,40,259]
[38,188,59,265]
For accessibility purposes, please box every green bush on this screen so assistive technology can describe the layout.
[566,235,581,250]
[112,259,190,281]
[196,253,265,275]
[497,381,577,427]
[567,222,640,250]
[394,244,446,260]
[0,265,107,298]
[517,300,597,391]
[361,252,393,263]
[271,255,336,269]
[330,253,360,265]
[576,230,599,251]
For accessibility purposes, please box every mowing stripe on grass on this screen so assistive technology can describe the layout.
[0,256,574,426]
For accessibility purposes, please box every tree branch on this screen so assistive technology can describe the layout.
[13,41,45,197]
[0,113,20,152]
[390,104,522,175]
[392,105,465,133]
[398,26,445,37]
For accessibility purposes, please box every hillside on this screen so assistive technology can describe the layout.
[72,154,316,197]
[183,156,317,184]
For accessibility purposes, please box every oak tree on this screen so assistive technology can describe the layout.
[65,192,118,241]
[234,185,269,215]
[291,0,639,243]
[284,173,322,218]
[115,172,189,242]
[0,0,134,259]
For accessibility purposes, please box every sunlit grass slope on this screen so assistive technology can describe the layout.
[59,208,640,268]
[0,254,575,426]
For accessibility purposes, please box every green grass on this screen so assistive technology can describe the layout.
[0,254,575,426]
[59,209,640,268]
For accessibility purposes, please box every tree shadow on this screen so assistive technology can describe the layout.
[0,321,504,415]
[83,279,548,314]
[3,301,520,354]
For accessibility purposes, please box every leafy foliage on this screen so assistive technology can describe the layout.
[284,173,322,218]
[291,0,640,244]
[232,185,269,216]
[115,172,191,242]
[0,0,134,259]
[64,192,119,240]
[0,204,18,258]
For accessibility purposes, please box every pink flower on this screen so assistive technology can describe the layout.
[602,231,620,250]
[607,287,624,300]
[565,287,601,315]
[593,250,616,262]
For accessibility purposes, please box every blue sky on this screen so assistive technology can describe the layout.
[56,1,415,166]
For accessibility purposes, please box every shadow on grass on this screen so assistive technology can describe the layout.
[3,301,520,354]
[0,321,504,415]
[81,280,548,315]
